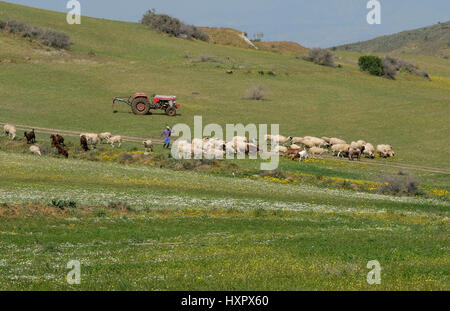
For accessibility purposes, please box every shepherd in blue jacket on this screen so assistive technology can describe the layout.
[161,126,173,149]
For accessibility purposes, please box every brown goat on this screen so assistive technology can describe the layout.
[24,129,36,144]
[50,134,65,147]
[349,146,364,161]
[80,135,89,151]
[55,144,69,158]
[285,147,304,160]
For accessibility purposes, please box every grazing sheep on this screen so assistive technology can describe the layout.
[143,139,153,152]
[204,148,225,159]
[329,138,347,146]
[234,141,248,154]
[107,135,122,148]
[29,145,41,156]
[321,137,331,144]
[224,141,236,155]
[290,137,303,144]
[247,143,260,155]
[289,144,302,149]
[377,144,395,158]
[80,135,89,152]
[300,139,316,148]
[98,132,112,143]
[176,140,192,158]
[80,133,100,148]
[304,137,328,148]
[3,124,16,140]
[350,140,366,150]
[55,144,69,158]
[50,134,65,147]
[363,143,375,158]
[331,143,350,158]
[24,129,36,144]
[309,146,327,157]
[265,135,290,144]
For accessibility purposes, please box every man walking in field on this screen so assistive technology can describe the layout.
[161,126,173,149]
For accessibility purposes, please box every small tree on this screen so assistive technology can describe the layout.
[358,55,384,76]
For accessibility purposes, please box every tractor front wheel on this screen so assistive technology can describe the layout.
[165,107,177,116]
[131,97,151,115]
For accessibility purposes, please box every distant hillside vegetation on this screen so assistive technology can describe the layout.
[200,27,308,55]
[334,21,450,57]
[253,41,308,56]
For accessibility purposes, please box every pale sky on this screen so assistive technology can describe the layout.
[2,0,450,47]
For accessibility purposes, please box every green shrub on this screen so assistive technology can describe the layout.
[358,55,384,76]
[141,10,208,42]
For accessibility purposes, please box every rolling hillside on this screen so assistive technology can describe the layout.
[335,21,450,57]
[0,1,449,291]
[0,1,449,168]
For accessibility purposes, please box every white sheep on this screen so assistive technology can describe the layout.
[80,133,100,148]
[143,139,153,152]
[204,148,225,159]
[290,137,303,144]
[350,140,366,150]
[331,143,350,157]
[176,140,192,158]
[265,135,290,144]
[98,132,112,143]
[107,135,122,148]
[289,144,302,149]
[224,141,236,155]
[29,145,41,156]
[363,143,375,158]
[309,147,327,157]
[3,124,16,140]
[329,138,347,146]
[377,144,395,158]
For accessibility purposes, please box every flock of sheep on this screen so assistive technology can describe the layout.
[174,134,395,161]
[2,124,154,157]
[265,135,395,160]
[3,123,395,161]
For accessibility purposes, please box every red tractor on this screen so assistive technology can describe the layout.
[112,93,180,116]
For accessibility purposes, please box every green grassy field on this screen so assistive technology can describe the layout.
[0,1,449,290]
[0,150,448,290]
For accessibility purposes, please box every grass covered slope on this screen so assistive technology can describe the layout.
[0,0,449,169]
[335,21,450,57]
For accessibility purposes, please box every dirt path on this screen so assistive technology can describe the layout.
[2,122,449,174]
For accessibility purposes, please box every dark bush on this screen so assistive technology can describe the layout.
[244,84,266,100]
[380,173,421,196]
[305,48,335,67]
[51,199,77,210]
[0,19,72,49]
[118,152,133,163]
[107,200,132,211]
[358,55,384,76]
[141,10,208,41]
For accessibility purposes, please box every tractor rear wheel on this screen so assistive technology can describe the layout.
[165,107,177,116]
[131,97,151,115]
